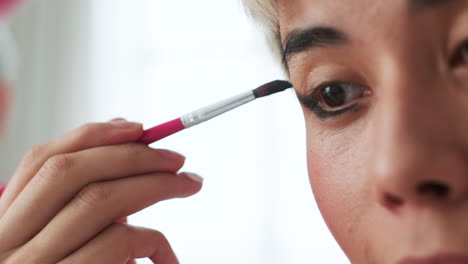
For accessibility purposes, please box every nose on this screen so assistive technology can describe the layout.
[372,71,468,209]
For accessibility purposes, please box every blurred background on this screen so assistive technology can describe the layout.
[0,0,348,263]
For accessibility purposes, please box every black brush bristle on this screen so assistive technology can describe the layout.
[253,80,293,98]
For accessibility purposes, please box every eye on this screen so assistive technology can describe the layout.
[320,83,367,110]
[299,81,370,120]
[451,40,468,67]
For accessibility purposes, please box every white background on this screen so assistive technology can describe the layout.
[1,0,349,263]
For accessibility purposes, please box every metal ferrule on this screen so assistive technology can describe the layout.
[181,90,255,128]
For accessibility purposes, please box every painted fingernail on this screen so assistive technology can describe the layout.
[183,173,204,183]
[110,119,141,129]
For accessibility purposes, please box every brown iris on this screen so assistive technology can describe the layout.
[320,84,348,108]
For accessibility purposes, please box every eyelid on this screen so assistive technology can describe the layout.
[447,12,468,68]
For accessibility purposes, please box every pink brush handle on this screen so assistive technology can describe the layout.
[139,118,185,145]
[0,185,5,197]
[0,0,21,16]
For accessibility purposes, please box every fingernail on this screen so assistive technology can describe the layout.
[183,172,204,183]
[110,118,126,122]
[110,119,141,129]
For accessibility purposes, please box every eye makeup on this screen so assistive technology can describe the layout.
[297,81,368,120]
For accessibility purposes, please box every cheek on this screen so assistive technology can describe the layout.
[304,116,375,255]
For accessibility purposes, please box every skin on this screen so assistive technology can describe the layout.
[3,0,468,262]
[0,86,203,263]
[278,0,468,263]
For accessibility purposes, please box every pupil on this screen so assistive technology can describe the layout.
[321,84,346,107]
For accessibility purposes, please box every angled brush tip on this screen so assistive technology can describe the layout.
[253,80,293,98]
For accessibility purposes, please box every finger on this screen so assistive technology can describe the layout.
[57,224,178,264]
[0,145,185,252]
[0,120,143,216]
[24,172,202,263]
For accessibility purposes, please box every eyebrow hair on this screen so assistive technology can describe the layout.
[409,0,460,11]
[282,26,347,68]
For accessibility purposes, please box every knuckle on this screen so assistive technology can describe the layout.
[22,143,46,164]
[147,229,174,256]
[75,183,111,208]
[37,154,76,182]
[146,229,169,246]
[44,154,76,174]
[132,228,170,256]
[152,230,167,242]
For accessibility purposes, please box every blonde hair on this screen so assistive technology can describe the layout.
[241,0,284,67]
[241,0,278,30]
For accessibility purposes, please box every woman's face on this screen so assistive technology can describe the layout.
[278,0,468,262]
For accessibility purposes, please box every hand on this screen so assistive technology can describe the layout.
[0,119,203,264]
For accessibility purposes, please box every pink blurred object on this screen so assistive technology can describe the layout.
[139,118,185,145]
[0,185,5,196]
[0,0,21,17]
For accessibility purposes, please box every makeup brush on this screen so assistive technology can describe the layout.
[139,80,292,144]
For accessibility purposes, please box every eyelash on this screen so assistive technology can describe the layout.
[299,81,368,120]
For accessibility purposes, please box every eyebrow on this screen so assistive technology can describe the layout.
[409,0,460,11]
[281,0,461,68]
[282,26,347,68]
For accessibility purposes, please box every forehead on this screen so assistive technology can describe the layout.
[275,0,466,73]
[276,0,465,43]
[277,0,402,37]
